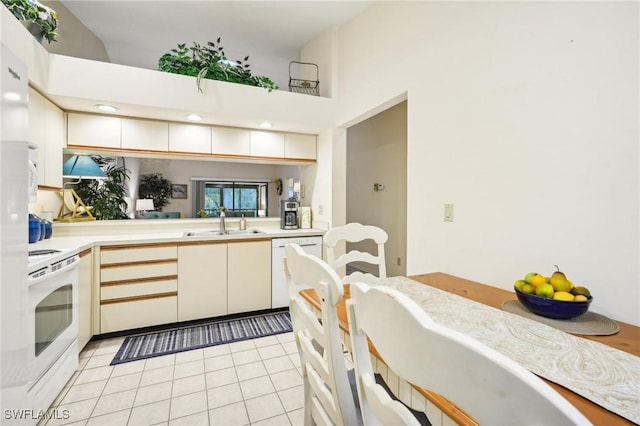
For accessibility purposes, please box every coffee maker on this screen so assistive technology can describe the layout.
[280,199,299,229]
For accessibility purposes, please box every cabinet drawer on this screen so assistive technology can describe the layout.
[101,278,177,301]
[100,295,177,334]
[101,245,177,264]
[101,261,177,282]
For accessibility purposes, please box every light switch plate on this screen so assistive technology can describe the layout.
[444,203,454,222]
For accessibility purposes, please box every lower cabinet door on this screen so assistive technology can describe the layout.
[178,243,228,321]
[100,295,177,334]
[227,241,271,314]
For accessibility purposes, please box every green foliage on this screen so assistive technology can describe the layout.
[2,0,58,42]
[158,39,278,92]
[138,173,172,212]
[74,156,130,220]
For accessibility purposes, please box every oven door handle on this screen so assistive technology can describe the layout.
[29,256,79,286]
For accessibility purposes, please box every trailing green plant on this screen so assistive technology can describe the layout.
[74,156,130,220]
[158,39,278,93]
[1,0,58,43]
[138,173,172,212]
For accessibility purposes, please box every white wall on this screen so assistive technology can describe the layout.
[41,0,110,63]
[314,2,639,325]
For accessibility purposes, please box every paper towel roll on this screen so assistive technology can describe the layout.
[299,207,311,229]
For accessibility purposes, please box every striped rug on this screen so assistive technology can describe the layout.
[110,311,292,365]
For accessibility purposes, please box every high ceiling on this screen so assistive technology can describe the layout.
[58,1,373,89]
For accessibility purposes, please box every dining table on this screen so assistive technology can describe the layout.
[299,272,640,426]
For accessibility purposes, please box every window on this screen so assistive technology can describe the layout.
[192,180,268,218]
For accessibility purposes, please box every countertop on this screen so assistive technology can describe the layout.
[30,217,324,254]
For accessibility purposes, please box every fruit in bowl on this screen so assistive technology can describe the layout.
[513,266,593,319]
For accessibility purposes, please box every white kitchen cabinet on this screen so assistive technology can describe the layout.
[227,240,271,314]
[177,242,228,321]
[285,133,316,160]
[99,243,178,334]
[78,248,93,352]
[28,88,45,178]
[121,118,169,152]
[250,130,284,158]
[169,123,211,154]
[67,113,121,149]
[28,88,64,188]
[211,127,251,156]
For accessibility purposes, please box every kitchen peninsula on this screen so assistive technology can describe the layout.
[34,217,323,348]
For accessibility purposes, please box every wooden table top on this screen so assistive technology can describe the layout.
[299,272,640,426]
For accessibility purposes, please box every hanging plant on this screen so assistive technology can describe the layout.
[74,156,130,220]
[1,0,58,43]
[138,173,172,211]
[158,39,278,93]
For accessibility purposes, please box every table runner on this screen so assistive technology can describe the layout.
[379,276,640,424]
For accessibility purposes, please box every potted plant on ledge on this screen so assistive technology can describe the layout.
[1,0,59,43]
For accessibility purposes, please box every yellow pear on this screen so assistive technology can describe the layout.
[520,284,536,294]
[549,265,572,292]
[514,280,527,291]
[571,286,591,297]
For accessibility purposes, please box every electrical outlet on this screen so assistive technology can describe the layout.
[396,257,401,266]
[444,203,454,222]
[318,204,323,215]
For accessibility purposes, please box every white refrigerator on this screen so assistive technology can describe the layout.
[0,43,30,419]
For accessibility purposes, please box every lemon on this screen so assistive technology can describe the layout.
[535,283,554,298]
[553,291,575,301]
[531,274,547,287]
[574,295,588,302]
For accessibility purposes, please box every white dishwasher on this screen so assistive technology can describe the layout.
[272,236,323,309]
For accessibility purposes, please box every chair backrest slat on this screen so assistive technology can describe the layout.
[324,223,388,284]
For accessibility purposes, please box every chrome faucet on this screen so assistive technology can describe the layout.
[219,209,226,233]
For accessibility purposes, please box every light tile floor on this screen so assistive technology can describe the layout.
[44,332,305,426]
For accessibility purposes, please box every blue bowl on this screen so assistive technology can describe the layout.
[28,214,41,244]
[515,288,592,320]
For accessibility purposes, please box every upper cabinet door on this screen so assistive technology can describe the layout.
[211,127,251,156]
[284,133,316,160]
[250,131,284,158]
[28,88,46,183]
[43,98,64,188]
[68,113,121,149]
[169,123,211,154]
[121,118,168,152]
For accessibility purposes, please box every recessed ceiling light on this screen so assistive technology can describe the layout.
[187,114,203,121]
[259,121,273,129]
[94,104,118,113]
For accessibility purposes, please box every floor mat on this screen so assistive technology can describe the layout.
[110,311,292,365]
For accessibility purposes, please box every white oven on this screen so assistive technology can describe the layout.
[27,250,79,415]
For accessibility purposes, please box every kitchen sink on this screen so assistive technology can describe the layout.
[183,229,264,237]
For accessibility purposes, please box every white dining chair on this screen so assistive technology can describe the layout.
[324,223,388,284]
[346,282,593,426]
[284,243,359,426]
